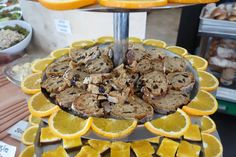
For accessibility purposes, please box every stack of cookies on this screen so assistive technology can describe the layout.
[41,43,195,123]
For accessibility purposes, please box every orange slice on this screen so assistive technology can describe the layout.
[202,133,223,157]
[48,110,92,139]
[21,72,42,95]
[75,146,100,157]
[40,127,61,143]
[28,114,41,126]
[129,37,142,43]
[38,0,96,10]
[185,55,208,71]
[88,139,111,153]
[176,140,201,157]
[63,137,82,149]
[50,48,70,59]
[131,140,155,157]
[168,0,219,4]
[70,40,96,49]
[98,0,167,9]
[166,46,188,56]
[31,58,54,73]
[183,90,218,116]
[157,138,179,157]
[91,117,137,139]
[96,36,114,44]
[198,70,219,92]
[183,124,201,141]
[28,92,60,118]
[143,39,167,48]
[21,126,38,145]
[19,145,34,157]
[144,108,190,138]
[201,116,216,133]
[110,142,131,157]
[42,146,69,157]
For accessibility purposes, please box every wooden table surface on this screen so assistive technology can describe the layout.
[0,65,30,157]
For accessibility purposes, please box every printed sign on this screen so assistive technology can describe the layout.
[54,19,72,34]
[0,141,16,157]
[7,121,29,141]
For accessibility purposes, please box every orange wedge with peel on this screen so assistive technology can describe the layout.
[70,40,96,49]
[185,55,208,71]
[21,72,42,95]
[144,108,190,138]
[183,90,218,116]
[143,39,167,48]
[91,117,137,139]
[201,116,216,133]
[28,92,60,118]
[202,133,223,157]
[98,0,167,9]
[19,145,35,157]
[129,37,142,43]
[21,126,38,145]
[166,46,188,56]
[198,70,219,92]
[168,0,219,4]
[48,110,92,139]
[38,0,96,10]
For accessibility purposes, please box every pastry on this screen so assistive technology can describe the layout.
[140,71,168,97]
[110,96,154,122]
[63,67,89,87]
[143,90,190,114]
[163,56,186,73]
[56,87,85,108]
[72,93,104,117]
[46,57,70,77]
[85,54,113,74]
[41,76,67,94]
[167,72,194,92]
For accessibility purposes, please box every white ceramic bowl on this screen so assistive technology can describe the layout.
[0,20,32,55]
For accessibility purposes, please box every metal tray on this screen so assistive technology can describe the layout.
[41,44,200,141]
[199,4,236,39]
[34,118,221,157]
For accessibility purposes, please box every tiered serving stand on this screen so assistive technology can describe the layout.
[11,2,221,157]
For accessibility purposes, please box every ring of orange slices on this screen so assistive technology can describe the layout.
[21,38,220,144]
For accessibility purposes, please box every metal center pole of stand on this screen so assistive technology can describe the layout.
[113,12,129,66]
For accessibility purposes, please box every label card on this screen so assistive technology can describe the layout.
[7,121,29,141]
[0,141,16,157]
[54,19,72,34]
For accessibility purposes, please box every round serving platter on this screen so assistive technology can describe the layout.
[41,43,200,141]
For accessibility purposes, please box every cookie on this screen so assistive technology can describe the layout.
[70,46,101,65]
[167,72,194,91]
[46,61,69,77]
[72,93,104,117]
[140,71,168,97]
[111,64,139,91]
[126,46,147,64]
[85,54,113,74]
[146,48,165,60]
[41,76,67,94]
[110,96,154,122]
[56,87,85,108]
[63,67,89,87]
[143,90,190,114]
[163,56,186,73]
